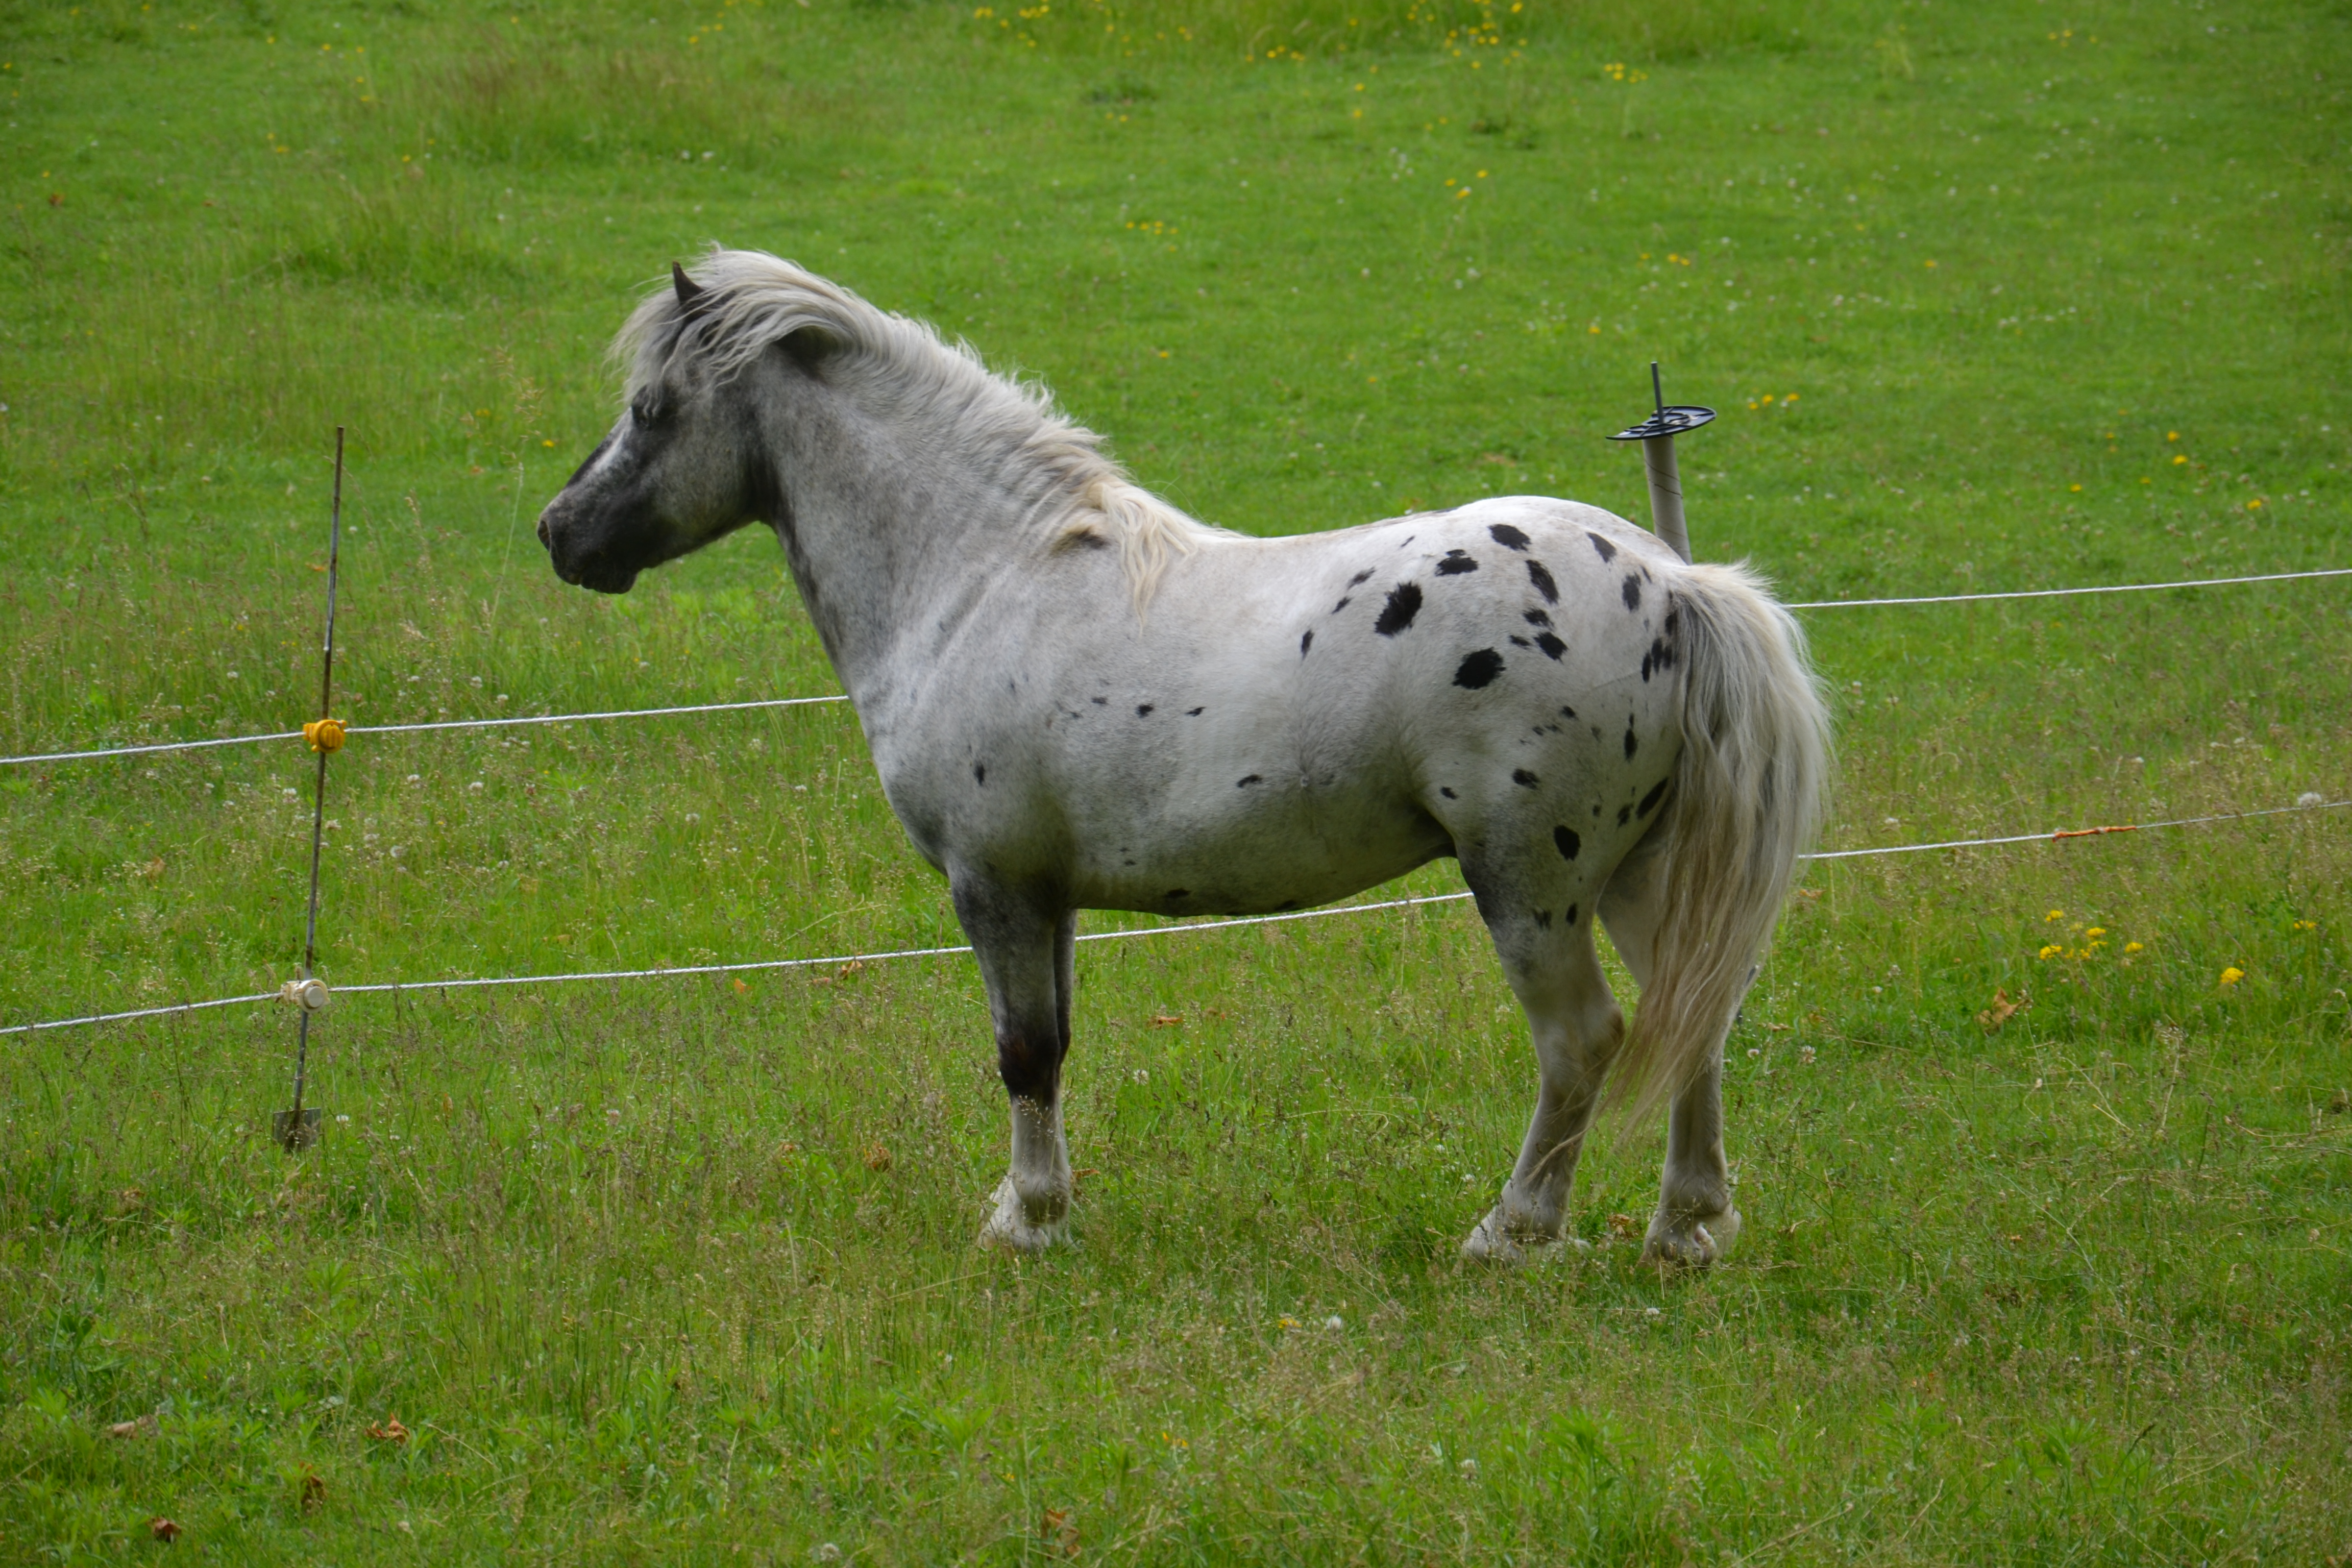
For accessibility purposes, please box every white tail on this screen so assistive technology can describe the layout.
[1611,561,1831,1125]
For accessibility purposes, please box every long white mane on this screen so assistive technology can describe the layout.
[616,248,1227,610]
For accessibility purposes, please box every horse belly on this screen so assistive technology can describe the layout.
[1066,771,1448,918]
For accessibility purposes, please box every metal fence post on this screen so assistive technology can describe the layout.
[275,428,347,1152]
[1609,362,1714,564]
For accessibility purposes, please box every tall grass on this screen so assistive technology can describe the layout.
[985,0,1817,62]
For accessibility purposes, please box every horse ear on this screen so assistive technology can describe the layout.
[671,262,708,316]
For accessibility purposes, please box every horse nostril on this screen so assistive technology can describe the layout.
[535,514,552,548]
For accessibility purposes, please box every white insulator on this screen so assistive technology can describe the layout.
[279,977,331,1012]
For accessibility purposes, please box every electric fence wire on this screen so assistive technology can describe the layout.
[5,565,2345,770]
[6,795,2343,1039]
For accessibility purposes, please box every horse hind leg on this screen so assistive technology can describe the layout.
[955,881,1078,1253]
[1461,900,1625,1265]
[1598,835,1744,1268]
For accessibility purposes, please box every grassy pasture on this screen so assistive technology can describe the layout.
[3,0,2351,1560]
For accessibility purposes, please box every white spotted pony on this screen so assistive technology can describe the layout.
[538,251,1830,1264]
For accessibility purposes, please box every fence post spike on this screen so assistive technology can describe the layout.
[277,426,345,1154]
[1607,361,1713,564]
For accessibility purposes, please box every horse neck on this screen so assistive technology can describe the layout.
[762,371,1060,711]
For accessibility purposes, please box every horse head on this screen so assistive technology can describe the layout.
[536,263,775,594]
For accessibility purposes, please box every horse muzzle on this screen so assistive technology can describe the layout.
[537,503,642,595]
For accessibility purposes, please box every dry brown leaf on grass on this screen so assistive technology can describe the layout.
[1607,1213,1640,1239]
[365,1415,410,1444]
[1042,1507,1080,1558]
[148,1518,181,1542]
[1976,988,2030,1033]
[299,1469,326,1512]
[107,1414,157,1439]
[863,1142,893,1172]
[1147,1013,1184,1028]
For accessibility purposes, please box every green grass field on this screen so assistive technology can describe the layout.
[4,0,2350,1559]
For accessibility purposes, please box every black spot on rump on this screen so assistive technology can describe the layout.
[973,762,987,785]
[1091,696,1109,705]
[1453,649,1505,689]
[1622,575,1643,612]
[1435,550,1479,576]
[1527,559,1559,604]
[1439,786,1458,799]
[1641,650,1653,682]
[1624,724,1639,760]
[1618,804,1632,825]
[1488,523,1531,552]
[1186,706,1204,716]
[1347,568,1375,588]
[1534,908,1552,930]
[1535,632,1566,660]
[1565,902,1578,926]
[1300,629,1314,657]
[1331,597,1352,614]
[1647,635,1676,674]
[1559,704,1576,720]
[1512,769,1539,789]
[1237,774,1263,788]
[1554,826,1580,860]
[1374,582,1424,635]
[1523,608,1552,628]
[1508,634,1531,648]
[1638,777,1671,818]
[1136,703,1155,717]
[1587,531,1618,564]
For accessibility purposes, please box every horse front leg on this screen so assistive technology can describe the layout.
[955,879,1078,1253]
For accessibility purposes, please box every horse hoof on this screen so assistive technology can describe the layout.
[1460,1205,1581,1266]
[977,1177,1069,1255]
[1641,1205,1741,1269]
